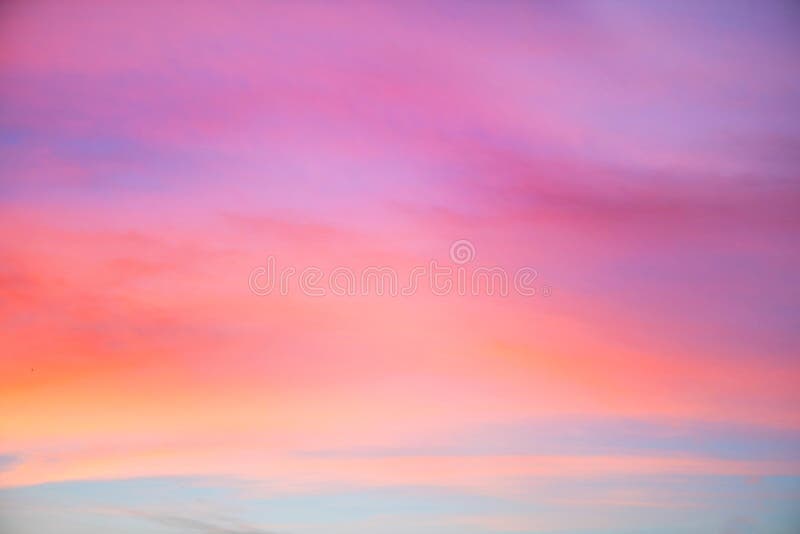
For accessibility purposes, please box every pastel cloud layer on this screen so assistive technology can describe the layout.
[1,1,799,533]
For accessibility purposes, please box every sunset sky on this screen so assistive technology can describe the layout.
[1,1,800,533]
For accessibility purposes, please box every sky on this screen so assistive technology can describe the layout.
[1,1,800,533]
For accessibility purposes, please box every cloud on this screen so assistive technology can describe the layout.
[720,515,755,534]
[128,510,278,534]
[0,455,20,473]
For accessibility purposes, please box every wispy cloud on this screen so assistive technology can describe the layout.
[127,510,278,534]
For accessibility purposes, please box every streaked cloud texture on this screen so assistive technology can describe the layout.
[1,1,799,533]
